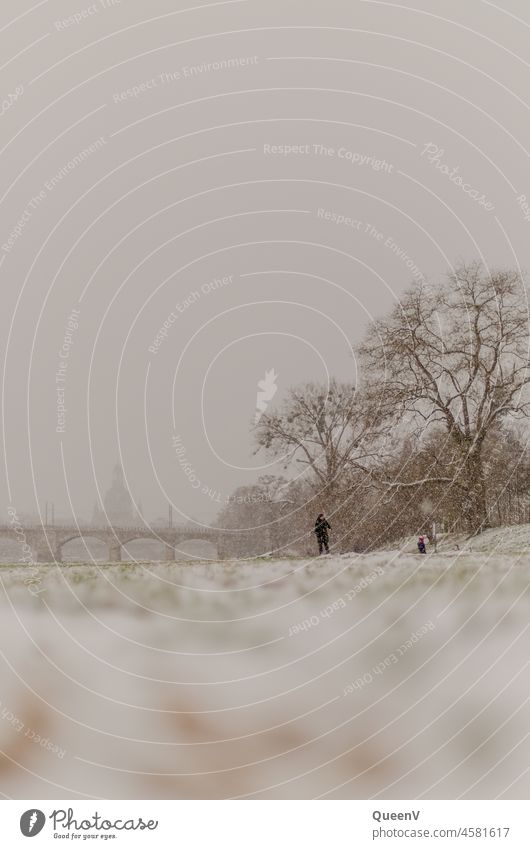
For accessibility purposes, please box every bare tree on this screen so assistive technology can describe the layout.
[253,379,379,499]
[215,476,292,557]
[359,263,530,534]
[484,427,530,527]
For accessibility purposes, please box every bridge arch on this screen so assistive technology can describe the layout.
[58,534,110,562]
[119,533,162,547]
[120,537,168,562]
[173,537,219,561]
[0,537,27,564]
[0,524,230,562]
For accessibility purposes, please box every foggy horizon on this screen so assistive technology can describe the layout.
[3,0,530,528]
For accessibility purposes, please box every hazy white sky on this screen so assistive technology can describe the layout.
[1,0,529,523]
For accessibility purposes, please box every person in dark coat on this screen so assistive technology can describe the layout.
[417,535,426,554]
[314,513,331,555]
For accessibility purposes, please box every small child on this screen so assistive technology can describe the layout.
[417,535,426,554]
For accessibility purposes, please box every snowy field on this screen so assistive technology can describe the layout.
[0,541,528,799]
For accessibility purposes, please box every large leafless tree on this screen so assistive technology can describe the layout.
[359,263,530,533]
[253,379,380,503]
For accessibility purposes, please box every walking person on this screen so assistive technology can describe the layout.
[314,513,331,555]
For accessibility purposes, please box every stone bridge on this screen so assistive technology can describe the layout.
[0,524,232,562]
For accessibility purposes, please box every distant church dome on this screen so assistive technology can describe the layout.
[102,464,135,526]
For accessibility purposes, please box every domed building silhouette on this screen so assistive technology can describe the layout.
[92,464,141,526]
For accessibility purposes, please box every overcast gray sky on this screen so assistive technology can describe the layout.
[1,0,529,524]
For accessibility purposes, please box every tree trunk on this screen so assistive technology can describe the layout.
[462,449,489,535]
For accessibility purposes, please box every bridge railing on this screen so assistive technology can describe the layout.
[0,524,221,535]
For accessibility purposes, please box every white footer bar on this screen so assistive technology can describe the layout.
[1,800,527,848]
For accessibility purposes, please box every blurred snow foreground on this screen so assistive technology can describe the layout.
[0,545,528,799]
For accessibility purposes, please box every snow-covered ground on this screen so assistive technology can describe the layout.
[393,522,530,555]
[0,545,528,799]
